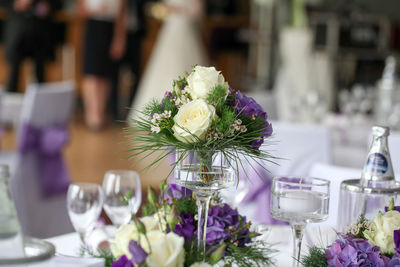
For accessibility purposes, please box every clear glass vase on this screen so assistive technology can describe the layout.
[174,150,235,258]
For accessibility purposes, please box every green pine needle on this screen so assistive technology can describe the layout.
[174,197,197,216]
[80,246,115,267]
[300,246,328,267]
[223,241,277,267]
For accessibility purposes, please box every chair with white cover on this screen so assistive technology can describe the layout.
[308,162,361,227]
[0,81,75,238]
[265,121,332,176]
[228,121,332,224]
[0,91,24,128]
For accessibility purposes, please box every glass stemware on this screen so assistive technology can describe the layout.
[174,150,235,259]
[67,183,104,242]
[270,177,330,267]
[102,170,142,226]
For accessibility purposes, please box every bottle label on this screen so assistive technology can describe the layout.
[365,153,388,176]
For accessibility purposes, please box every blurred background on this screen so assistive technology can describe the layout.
[1,0,400,190]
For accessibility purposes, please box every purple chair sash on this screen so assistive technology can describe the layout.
[241,166,288,225]
[18,123,70,197]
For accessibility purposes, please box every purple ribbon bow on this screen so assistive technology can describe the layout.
[242,166,288,225]
[18,123,70,197]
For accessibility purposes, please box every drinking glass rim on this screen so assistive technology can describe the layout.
[272,176,330,187]
[104,170,139,176]
[69,182,102,190]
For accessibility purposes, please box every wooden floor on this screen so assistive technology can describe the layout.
[1,115,169,191]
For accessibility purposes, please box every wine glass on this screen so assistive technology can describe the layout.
[102,170,141,226]
[67,183,104,242]
[270,177,330,267]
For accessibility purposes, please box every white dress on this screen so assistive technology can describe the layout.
[129,0,208,119]
[85,0,122,19]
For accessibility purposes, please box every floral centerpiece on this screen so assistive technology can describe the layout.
[104,183,274,267]
[127,65,273,178]
[127,65,274,258]
[302,199,400,267]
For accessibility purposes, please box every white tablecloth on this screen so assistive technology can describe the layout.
[37,225,337,267]
[265,225,336,266]
[19,233,105,267]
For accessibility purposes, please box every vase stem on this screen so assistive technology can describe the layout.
[196,192,212,259]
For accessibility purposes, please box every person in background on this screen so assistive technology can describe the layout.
[4,0,62,92]
[78,0,127,130]
[109,0,146,122]
[129,0,208,120]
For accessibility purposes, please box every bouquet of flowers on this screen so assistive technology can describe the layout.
[105,183,274,267]
[127,65,273,178]
[302,199,400,267]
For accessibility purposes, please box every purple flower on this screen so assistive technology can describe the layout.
[128,240,147,265]
[111,241,148,266]
[203,204,250,246]
[164,91,174,98]
[326,241,358,267]
[174,212,195,239]
[230,88,272,150]
[159,91,177,110]
[387,253,400,267]
[325,235,386,267]
[394,229,400,254]
[111,255,133,267]
[163,184,192,203]
[384,206,400,212]
[388,258,400,267]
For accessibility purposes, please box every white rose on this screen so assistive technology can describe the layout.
[110,216,160,258]
[190,262,213,267]
[186,66,227,100]
[172,99,216,143]
[364,210,400,254]
[144,231,185,267]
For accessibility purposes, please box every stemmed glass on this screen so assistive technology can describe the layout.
[67,183,104,242]
[174,150,235,259]
[102,170,142,226]
[270,177,330,267]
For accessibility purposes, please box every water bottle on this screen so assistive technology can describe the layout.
[0,164,25,259]
[360,126,395,188]
[358,126,396,216]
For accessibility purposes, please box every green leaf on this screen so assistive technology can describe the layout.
[133,217,147,235]
[388,198,395,212]
[125,190,133,199]
[206,84,228,108]
[148,186,157,206]
[210,244,226,264]
[301,246,328,267]
[168,221,177,232]
[119,196,128,206]
[244,232,261,238]
[160,180,168,193]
